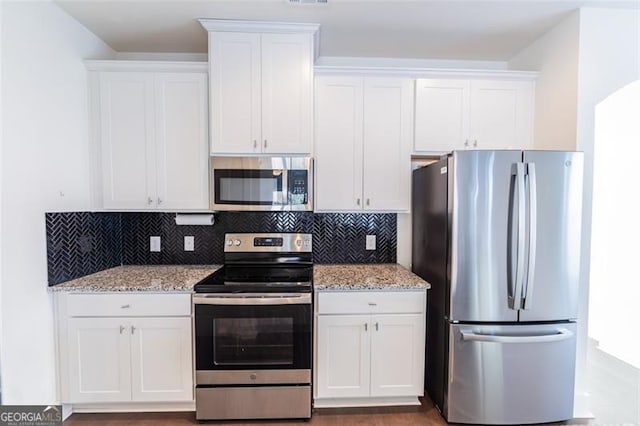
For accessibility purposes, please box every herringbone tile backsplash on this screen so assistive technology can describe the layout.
[46,211,396,285]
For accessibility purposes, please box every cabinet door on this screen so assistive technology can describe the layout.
[414,79,470,152]
[316,315,370,398]
[363,78,413,211]
[370,314,424,397]
[314,76,364,211]
[130,317,193,402]
[100,72,156,209]
[154,73,209,209]
[469,80,532,150]
[261,33,313,154]
[209,32,261,154]
[67,318,131,403]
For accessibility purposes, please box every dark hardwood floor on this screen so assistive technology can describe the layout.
[63,397,597,426]
[64,398,448,425]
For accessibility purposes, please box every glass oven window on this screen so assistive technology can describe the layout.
[212,317,294,366]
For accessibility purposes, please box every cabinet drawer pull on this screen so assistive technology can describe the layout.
[121,304,130,309]
[366,198,370,206]
[375,322,379,331]
[157,197,162,205]
[464,139,469,147]
[368,302,377,306]
[131,326,136,334]
[264,140,267,149]
[147,197,153,205]
[364,323,368,331]
[253,140,257,149]
[356,198,361,206]
[473,140,478,147]
[119,325,125,334]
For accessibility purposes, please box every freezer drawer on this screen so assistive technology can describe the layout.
[447,322,577,425]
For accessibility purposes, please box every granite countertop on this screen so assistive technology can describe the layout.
[313,264,430,291]
[49,265,221,292]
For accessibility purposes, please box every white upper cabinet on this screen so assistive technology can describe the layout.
[210,32,261,153]
[92,62,209,210]
[154,73,209,209]
[203,20,318,155]
[362,78,412,211]
[315,75,413,212]
[100,72,156,210]
[315,76,363,211]
[414,77,534,152]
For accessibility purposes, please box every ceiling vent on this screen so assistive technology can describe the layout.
[288,0,328,4]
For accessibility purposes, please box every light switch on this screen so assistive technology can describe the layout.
[150,236,161,252]
[366,235,376,250]
[184,236,195,252]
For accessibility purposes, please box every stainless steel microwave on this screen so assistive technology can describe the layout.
[210,157,313,211]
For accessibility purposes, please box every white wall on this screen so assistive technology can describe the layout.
[508,11,580,150]
[589,81,640,368]
[575,4,640,375]
[0,1,114,403]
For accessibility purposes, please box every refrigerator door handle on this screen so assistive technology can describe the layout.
[460,328,574,344]
[523,163,538,310]
[510,163,527,310]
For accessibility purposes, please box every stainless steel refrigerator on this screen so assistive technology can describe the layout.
[412,150,583,425]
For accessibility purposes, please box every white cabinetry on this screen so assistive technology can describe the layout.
[315,290,426,407]
[414,78,534,152]
[58,293,193,405]
[315,76,413,212]
[90,61,209,210]
[203,20,319,155]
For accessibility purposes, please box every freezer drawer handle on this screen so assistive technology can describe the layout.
[460,328,574,344]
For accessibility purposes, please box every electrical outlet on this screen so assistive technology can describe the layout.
[150,236,161,252]
[366,235,376,250]
[184,236,195,252]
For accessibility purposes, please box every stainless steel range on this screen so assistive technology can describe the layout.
[193,233,313,421]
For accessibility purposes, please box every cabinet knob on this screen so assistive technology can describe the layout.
[119,325,125,334]
[157,197,162,205]
[147,197,153,205]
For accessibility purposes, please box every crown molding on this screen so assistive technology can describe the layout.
[199,19,320,34]
[84,60,208,73]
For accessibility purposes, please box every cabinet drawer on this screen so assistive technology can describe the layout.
[317,291,425,315]
[66,293,191,317]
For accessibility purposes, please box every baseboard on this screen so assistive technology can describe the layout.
[69,401,195,413]
[314,396,420,408]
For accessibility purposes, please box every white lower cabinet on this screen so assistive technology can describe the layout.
[315,290,426,406]
[58,293,193,405]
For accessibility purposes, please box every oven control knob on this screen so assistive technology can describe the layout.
[250,374,257,380]
[295,239,302,247]
[233,239,241,246]
[226,240,233,246]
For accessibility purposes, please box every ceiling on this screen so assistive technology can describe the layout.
[56,0,638,61]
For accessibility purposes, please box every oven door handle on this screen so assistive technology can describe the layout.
[193,293,311,305]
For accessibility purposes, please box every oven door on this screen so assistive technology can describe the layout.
[210,156,312,211]
[194,293,312,374]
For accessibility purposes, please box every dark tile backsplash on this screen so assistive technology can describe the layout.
[46,212,122,285]
[46,211,396,285]
[313,213,396,264]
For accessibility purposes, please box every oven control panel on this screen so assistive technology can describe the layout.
[224,233,312,253]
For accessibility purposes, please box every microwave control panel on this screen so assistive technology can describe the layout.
[288,170,308,204]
